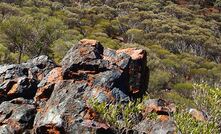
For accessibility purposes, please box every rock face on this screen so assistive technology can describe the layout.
[0,55,57,104]
[0,39,179,133]
[0,98,36,133]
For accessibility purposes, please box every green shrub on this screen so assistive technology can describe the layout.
[88,96,150,129]
[148,69,172,91]
[173,83,193,98]
[174,83,221,134]
[192,84,221,126]
[174,109,219,134]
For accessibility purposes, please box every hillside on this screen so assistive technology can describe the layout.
[0,0,221,133]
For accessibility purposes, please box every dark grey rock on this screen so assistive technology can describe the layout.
[34,80,111,133]
[0,98,36,133]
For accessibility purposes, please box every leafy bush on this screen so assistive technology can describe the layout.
[192,84,221,127]
[88,96,150,129]
[173,83,221,133]
[174,109,219,134]
[173,83,193,98]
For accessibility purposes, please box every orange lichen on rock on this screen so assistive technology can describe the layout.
[41,125,63,134]
[116,48,145,60]
[80,39,98,46]
[37,73,44,81]
[34,85,52,101]
[3,119,21,131]
[144,102,162,113]
[189,108,207,121]
[158,115,170,122]
[7,83,18,96]
[47,67,63,83]
[34,67,62,101]
[84,108,97,120]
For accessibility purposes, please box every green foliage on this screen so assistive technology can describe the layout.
[0,43,7,63]
[88,97,149,129]
[173,83,193,98]
[51,39,73,63]
[152,91,196,107]
[173,83,221,134]
[148,69,172,91]
[174,110,219,134]
[192,84,221,125]
[126,28,144,43]
[1,15,35,63]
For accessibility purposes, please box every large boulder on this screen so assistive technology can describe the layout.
[61,39,148,101]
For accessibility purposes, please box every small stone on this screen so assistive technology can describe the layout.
[189,108,207,121]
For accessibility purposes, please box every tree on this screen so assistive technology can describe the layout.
[126,28,144,43]
[1,16,36,63]
[0,43,8,63]
[30,17,66,57]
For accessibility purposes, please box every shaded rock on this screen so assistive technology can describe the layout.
[189,108,207,121]
[7,77,38,100]
[0,98,36,133]
[117,48,147,97]
[0,80,16,103]
[0,77,38,104]
[90,69,130,103]
[0,56,56,104]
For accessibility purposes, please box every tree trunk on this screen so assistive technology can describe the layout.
[18,51,22,64]
[37,47,43,57]
[18,46,23,64]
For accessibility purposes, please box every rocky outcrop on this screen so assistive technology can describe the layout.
[0,39,179,133]
[0,56,57,104]
[0,98,36,133]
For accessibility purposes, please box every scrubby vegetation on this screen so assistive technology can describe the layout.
[0,0,220,132]
[89,84,220,133]
[88,98,147,129]
[174,84,221,133]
